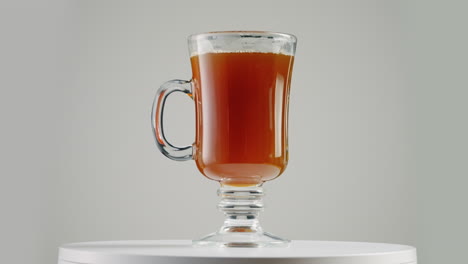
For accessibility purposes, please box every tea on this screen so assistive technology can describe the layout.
[191,52,294,186]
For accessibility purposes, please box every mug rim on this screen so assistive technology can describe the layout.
[188,30,297,43]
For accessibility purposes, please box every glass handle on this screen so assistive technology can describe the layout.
[151,79,193,161]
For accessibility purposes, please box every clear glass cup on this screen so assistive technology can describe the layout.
[152,31,297,247]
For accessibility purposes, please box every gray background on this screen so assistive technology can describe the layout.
[1,0,466,264]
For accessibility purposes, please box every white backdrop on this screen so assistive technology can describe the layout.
[0,1,466,264]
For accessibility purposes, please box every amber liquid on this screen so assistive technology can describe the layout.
[191,52,294,187]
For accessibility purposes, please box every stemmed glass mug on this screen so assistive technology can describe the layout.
[152,31,296,247]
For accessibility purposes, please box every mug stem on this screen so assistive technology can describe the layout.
[193,185,290,247]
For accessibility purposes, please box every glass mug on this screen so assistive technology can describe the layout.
[152,31,296,247]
